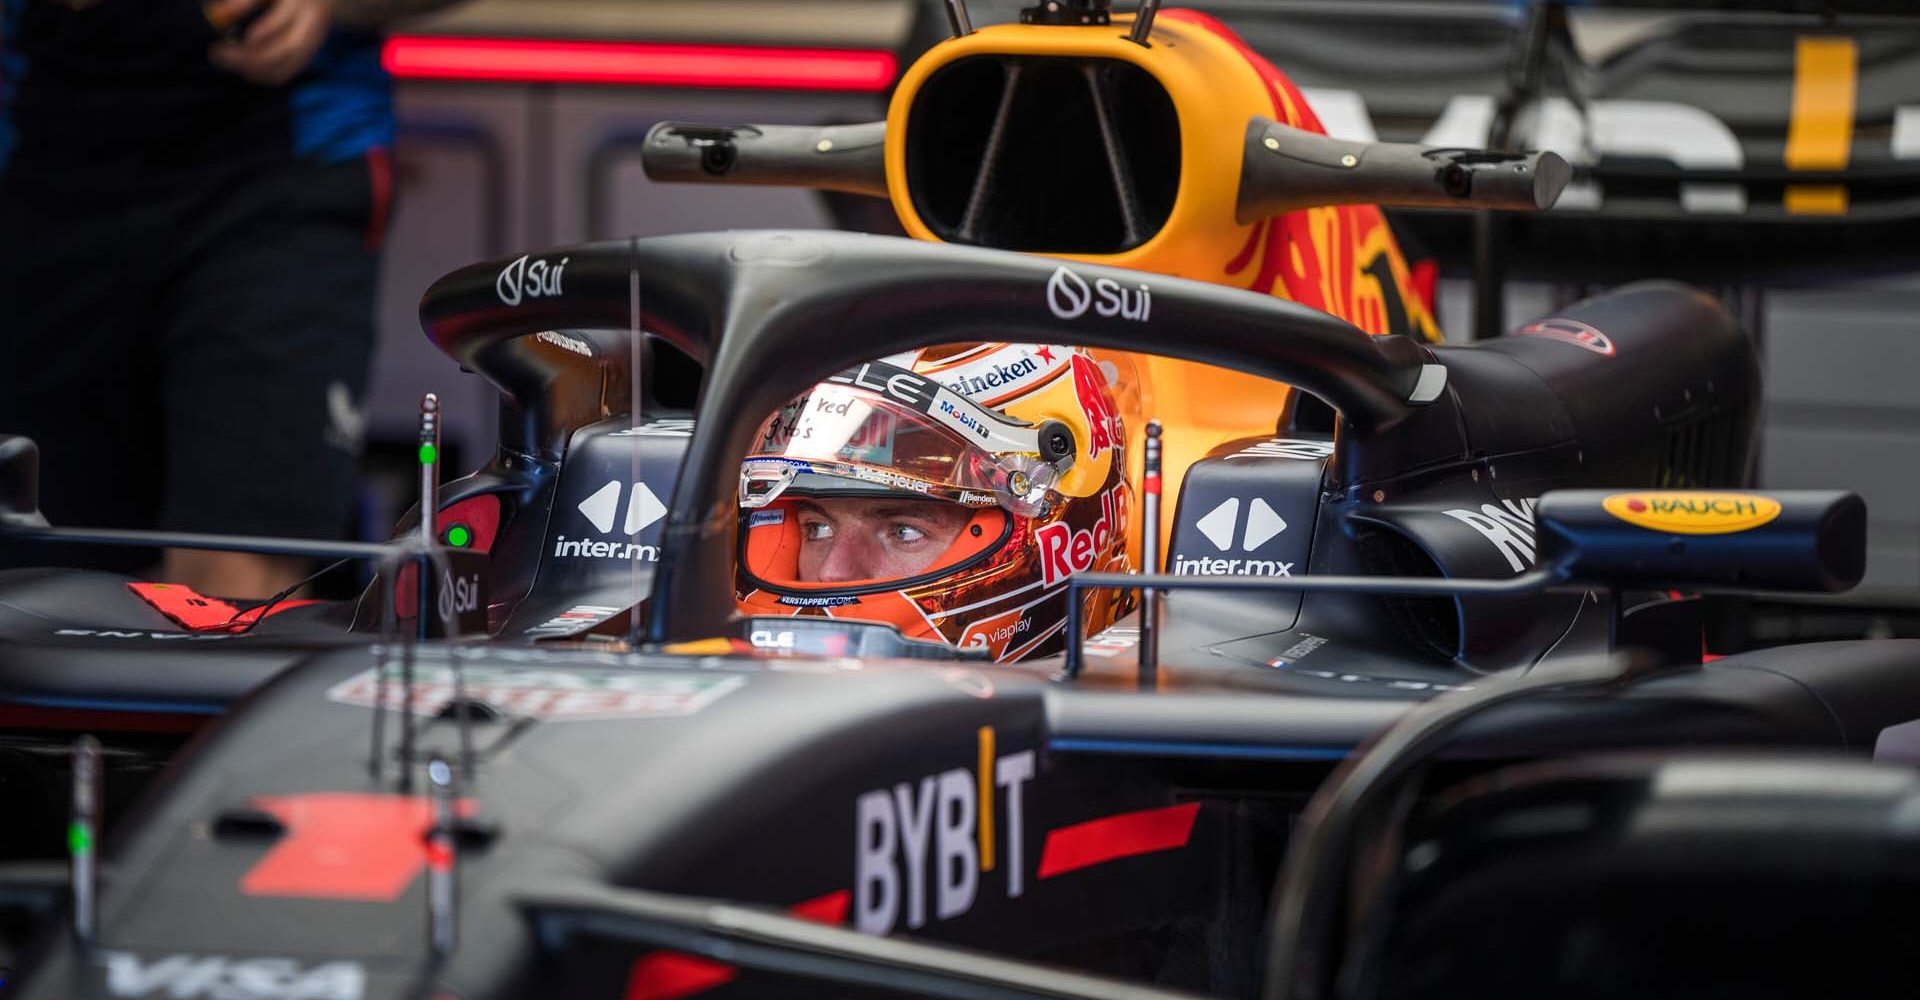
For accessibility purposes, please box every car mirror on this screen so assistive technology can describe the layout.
[1535,489,1866,593]
[0,435,50,531]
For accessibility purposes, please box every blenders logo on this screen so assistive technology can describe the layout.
[1045,266,1150,322]
[1514,318,1615,357]
[855,727,1036,935]
[1034,486,1123,585]
[495,253,568,307]
[535,330,592,356]
[944,355,1040,397]
[1603,492,1783,535]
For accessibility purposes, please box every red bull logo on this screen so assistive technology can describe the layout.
[1034,486,1122,586]
[1069,354,1122,459]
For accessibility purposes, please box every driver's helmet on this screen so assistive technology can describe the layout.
[736,343,1135,661]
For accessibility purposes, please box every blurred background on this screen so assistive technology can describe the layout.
[365,0,1919,634]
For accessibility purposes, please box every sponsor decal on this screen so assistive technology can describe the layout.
[1285,668,1471,693]
[535,330,593,357]
[1602,492,1783,535]
[555,479,668,560]
[958,491,999,507]
[750,628,797,649]
[960,610,1034,658]
[749,509,787,529]
[100,952,364,1000]
[1069,353,1122,458]
[1173,497,1293,577]
[1513,317,1615,357]
[1442,498,1539,573]
[1225,438,1336,462]
[522,604,624,638]
[495,253,568,307]
[53,628,237,641]
[327,664,743,720]
[821,361,1042,455]
[609,419,696,438]
[944,355,1040,397]
[1046,266,1150,322]
[436,570,482,622]
[1266,633,1327,667]
[855,727,1036,934]
[776,594,861,608]
[1082,624,1139,659]
[1034,486,1124,585]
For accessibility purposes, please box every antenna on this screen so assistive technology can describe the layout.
[418,394,441,550]
[1128,0,1161,45]
[944,0,973,36]
[69,735,100,948]
[1137,420,1163,686]
[426,753,459,958]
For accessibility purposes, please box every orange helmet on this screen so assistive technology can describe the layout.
[735,344,1135,661]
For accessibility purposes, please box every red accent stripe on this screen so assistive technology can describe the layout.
[625,953,735,1000]
[127,583,323,633]
[0,705,206,734]
[625,889,850,1000]
[1143,473,1162,497]
[1037,803,1200,879]
[364,147,393,252]
[382,37,898,93]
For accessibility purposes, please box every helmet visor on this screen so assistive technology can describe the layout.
[741,363,1056,513]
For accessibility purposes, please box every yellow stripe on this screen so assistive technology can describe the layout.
[1784,186,1848,214]
[977,726,995,873]
[1785,36,1857,214]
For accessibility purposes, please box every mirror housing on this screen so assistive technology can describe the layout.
[0,436,49,531]
[1535,489,1866,593]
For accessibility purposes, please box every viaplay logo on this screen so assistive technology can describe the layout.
[1602,492,1783,535]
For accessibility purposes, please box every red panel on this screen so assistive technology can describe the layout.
[128,582,323,632]
[1036,802,1201,879]
[0,705,205,734]
[623,889,850,1000]
[383,37,898,93]
[625,953,736,1000]
[241,793,472,901]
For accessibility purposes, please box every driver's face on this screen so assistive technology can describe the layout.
[795,498,971,584]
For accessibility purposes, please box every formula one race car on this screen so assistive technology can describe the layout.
[2,2,1918,999]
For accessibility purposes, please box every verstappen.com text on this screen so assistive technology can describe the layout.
[552,536,660,561]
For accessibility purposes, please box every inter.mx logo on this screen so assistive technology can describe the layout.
[1173,497,1293,576]
[551,479,667,561]
[1045,266,1150,322]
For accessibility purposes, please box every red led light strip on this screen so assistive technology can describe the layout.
[382,36,898,92]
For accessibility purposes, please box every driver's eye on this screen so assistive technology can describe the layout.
[887,524,928,545]
[802,519,835,542]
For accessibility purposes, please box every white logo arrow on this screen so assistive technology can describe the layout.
[624,482,667,535]
[1243,498,1288,550]
[578,479,621,534]
[1195,498,1240,552]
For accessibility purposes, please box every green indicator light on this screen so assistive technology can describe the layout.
[418,443,438,466]
[68,822,91,856]
[446,524,472,548]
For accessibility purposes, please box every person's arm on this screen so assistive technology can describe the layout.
[327,0,471,30]
[209,0,472,85]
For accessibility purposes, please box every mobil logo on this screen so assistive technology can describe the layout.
[1034,486,1123,586]
[854,727,1036,935]
[1069,354,1122,458]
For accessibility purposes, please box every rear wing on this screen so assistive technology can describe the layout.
[1234,2,1920,285]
